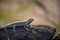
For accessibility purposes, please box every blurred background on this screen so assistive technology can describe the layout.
[0,0,60,34]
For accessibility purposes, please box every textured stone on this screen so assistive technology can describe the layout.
[53,34,60,40]
[0,19,56,40]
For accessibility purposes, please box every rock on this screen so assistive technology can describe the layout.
[25,25,56,40]
[0,27,8,40]
[53,34,60,40]
[0,19,56,40]
[8,25,56,40]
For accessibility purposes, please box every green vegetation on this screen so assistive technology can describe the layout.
[0,0,8,3]
[17,5,31,12]
[0,7,11,20]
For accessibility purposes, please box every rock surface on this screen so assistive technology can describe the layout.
[0,19,56,40]
[53,34,60,40]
